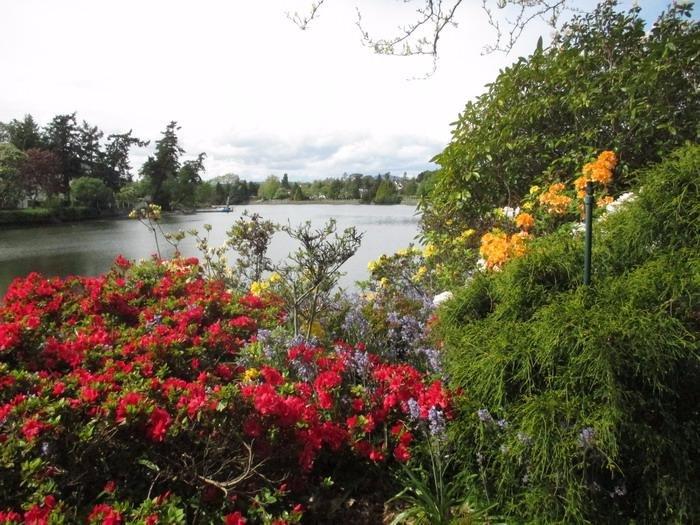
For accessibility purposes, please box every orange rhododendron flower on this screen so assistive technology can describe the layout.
[539,183,572,215]
[515,212,535,231]
[580,150,617,188]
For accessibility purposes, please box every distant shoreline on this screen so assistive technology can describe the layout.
[197,198,418,211]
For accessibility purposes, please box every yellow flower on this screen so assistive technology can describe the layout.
[422,244,438,259]
[412,265,428,282]
[250,280,269,296]
[242,368,259,382]
[529,185,541,195]
[459,229,475,240]
[268,272,282,284]
[379,277,389,288]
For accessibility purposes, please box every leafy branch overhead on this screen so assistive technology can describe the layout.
[288,0,569,71]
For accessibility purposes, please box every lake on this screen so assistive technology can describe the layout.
[0,204,421,296]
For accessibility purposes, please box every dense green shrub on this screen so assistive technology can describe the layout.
[0,207,106,226]
[421,0,699,242]
[437,145,700,523]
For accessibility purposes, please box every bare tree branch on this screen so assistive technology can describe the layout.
[287,0,328,30]
[289,0,571,73]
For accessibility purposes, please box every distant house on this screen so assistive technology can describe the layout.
[18,190,49,209]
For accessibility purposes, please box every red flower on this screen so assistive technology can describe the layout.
[393,443,411,462]
[224,511,247,525]
[0,323,21,352]
[115,392,145,423]
[260,366,283,386]
[21,418,50,442]
[114,255,132,269]
[0,510,22,523]
[23,495,56,525]
[146,407,172,442]
[88,503,122,525]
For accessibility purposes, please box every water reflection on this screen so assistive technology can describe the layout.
[0,204,421,295]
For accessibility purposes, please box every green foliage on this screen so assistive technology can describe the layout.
[0,114,41,150]
[257,175,281,200]
[70,176,114,210]
[226,211,278,284]
[373,178,402,204]
[422,0,699,242]
[140,121,184,209]
[0,143,27,209]
[437,145,700,523]
[171,153,206,209]
[389,438,495,525]
[0,207,104,225]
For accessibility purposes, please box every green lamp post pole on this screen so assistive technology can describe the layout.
[583,181,594,285]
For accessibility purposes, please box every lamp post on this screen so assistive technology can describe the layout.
[583,181,594,285]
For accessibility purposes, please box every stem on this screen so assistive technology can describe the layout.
[305,285,321,339]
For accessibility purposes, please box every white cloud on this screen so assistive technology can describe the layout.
[0,0,661,181]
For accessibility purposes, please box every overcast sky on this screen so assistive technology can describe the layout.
[0,0,672,181]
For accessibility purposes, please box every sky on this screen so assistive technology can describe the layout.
[0,0,674,181]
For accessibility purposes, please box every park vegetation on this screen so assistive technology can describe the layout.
[0,118,425,225]
[1,0,698,523]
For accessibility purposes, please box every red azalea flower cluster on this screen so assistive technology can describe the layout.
[0,257,452,523]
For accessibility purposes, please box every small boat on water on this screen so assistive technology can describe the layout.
[219,196,232,213]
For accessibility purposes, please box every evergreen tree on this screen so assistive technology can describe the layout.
[103,131,149,190]
[141,121,183,208]
[42,113,81,195]
[373,178,401,204]
[1,114,42,150]
[172,153,206,209]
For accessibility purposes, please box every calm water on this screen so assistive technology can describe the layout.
[0,204,421,296]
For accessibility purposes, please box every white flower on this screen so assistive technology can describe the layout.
[502,206,521,220]
[570,222,585,235]
[432,291,454,306]
[476,258,487,271]
[605,192,636,215]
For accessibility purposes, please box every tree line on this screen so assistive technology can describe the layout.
[0,113,433,212]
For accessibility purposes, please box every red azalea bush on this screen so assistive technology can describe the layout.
[0,257,451,524]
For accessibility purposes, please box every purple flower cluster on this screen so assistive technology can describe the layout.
[417,347,443,374]
[428,406,446,437]
[407,398,420,421]
[477,408,494,424]
[349,349,371,378]
[342,297,371,340]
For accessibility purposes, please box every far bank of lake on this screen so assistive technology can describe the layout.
[0,204,421,296]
